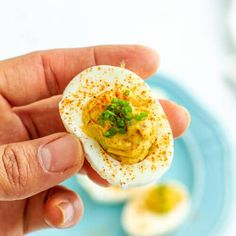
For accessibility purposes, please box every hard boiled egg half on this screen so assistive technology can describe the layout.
[122,182,190,236]
[59,66,173,188]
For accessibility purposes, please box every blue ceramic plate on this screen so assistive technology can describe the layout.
[31,74,232,236]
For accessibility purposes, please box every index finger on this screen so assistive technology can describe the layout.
[0,45,160,106]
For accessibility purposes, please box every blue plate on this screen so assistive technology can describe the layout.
[31,74,232,236]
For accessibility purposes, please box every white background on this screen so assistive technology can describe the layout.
[0,0,235,235]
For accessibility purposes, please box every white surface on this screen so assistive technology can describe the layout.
[0,0,235,235]
[228,0,236,44]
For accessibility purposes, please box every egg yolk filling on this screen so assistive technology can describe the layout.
[82,90,158,164]
[146,185,183,214]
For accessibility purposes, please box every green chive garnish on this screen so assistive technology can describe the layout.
[125,113,132,121]
[98,93,148,137]
[104,127,117,137]
[117,118,125,128]
[124,90,130,96]
[135,112,148,121]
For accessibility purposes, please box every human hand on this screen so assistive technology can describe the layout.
[0,45,190,235]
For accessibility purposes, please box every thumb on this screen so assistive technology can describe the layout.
[0,133,84,200]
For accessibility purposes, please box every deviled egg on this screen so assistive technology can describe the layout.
[59,66,173,188]
[122,182,190,236]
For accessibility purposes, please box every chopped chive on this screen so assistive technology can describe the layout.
[103,113,110,120]
[140,112,148,117]
[114,106,122,115]
[102,111,110,119]
[109,115,116,124]
[125,113,132,121]
[135,115,142,121]
[107,104,117,110]
[122,105,132,114]
[121,100,129,106]
[112,98,128,106]
[101,110,115,120]
[98,95,148,137]
[117,118,125,128]
[135,112,148,121]
[112,98,119,103]
[104,127,117,137]
[106,110,115,116]
[124,90,130,96]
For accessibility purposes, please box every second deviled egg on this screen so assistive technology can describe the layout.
[122,182,190,236]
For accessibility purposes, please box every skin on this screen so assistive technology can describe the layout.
[0,45,190,235]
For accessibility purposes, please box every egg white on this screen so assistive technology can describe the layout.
[59,66,173,188]
[77,174,149,204]
[122,182,190,236]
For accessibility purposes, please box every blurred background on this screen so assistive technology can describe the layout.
[0,0,235,235]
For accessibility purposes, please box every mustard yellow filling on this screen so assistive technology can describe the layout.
[146,185,183,214]
[82,90,158,164]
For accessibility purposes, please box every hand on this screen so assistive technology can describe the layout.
[0,45,190,235]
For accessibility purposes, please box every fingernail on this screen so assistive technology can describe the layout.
[57,201,75,226]
[39,134,83,172]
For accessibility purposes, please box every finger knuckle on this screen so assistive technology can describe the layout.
[1,144,28,197]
